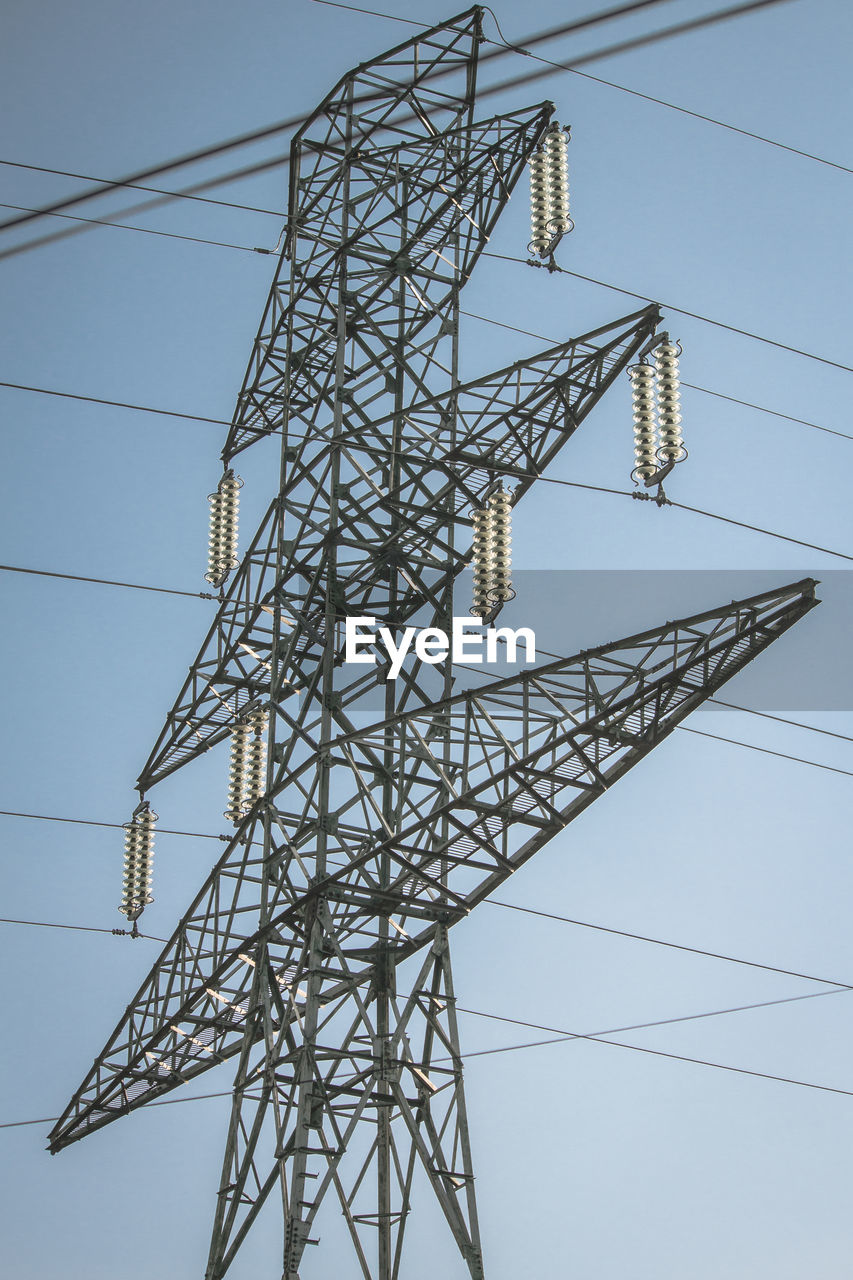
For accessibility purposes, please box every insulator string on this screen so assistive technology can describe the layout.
[528,147,551,257]
[119,803,157,921]
[225,720,252,824]
[206,469,243,587]
[470,505,494,618]
[225,708,267,822]
[655,338,685,462]
[488,486,515,604]
[528,123,572,258]
[544,127,571,236]
[245,709,268,808]
[628,363,658,481]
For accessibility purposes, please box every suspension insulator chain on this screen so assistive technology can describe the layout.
[488,486,514,604]
[470,505,494,618]
[544,126,571,238]
[206,469,243,588]
[628,363,658,481]
[225,709,268,823]
[528,123,572,258]
[528,147,551,258]
[654,339,685,463]
[225,719,252,824]
[119,802,157,920]
[244,709,268,808]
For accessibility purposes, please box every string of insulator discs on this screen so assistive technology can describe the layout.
[225,708,268,824]
[206,469,243,587]
[470,485,515,617]
[528,123,572,259]
[119,802,157,921]
[627,335,685,484]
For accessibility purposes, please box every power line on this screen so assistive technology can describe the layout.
[5,348,851,452]
[678,382,853,445]
[2,887,849,989]
[481,4,852,178]
[3,33,847,398]
[0,560,212,599]
[458,984,851,1051]
[539,479,853,562]
[0,808,226,841]
[0,157,285,216]
[0,118,303,237]
[462,306,853,445]
[555,60,853,180]
[663,497,853,562]
[0,379,231,427]
[678,726,853,777]
[3,1,846,248]
[487,253,853,376]
[461,0,801,104]
[0,0,804,250]
[486,900,852,987]
[0,202,264,255]
[0,154,293,264]
[2,980,850,1132]
[307,0,678,39]
[451,1004,853,1102]
[0,917,167,943]
[707,700,853,743]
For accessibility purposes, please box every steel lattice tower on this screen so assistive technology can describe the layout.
[48,10,818,1279]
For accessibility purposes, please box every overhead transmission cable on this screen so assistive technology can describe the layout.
[0,154,294,263]
[0,562,216,600]
[3,358,852,450]
[2,884,851,988]
[3,4,847,239]
[0,201,265,255]
[4,199,849,389]
[3,980,852,1133]
[458,308,853,441]
[483,253,853,376]
[0,0,809,261]
[0,157,285,216]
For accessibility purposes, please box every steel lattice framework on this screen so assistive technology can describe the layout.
[49,10,819,1280]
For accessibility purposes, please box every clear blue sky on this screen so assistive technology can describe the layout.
[1,1,852,1277]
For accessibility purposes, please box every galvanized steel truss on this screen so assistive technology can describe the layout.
[49,10,819,1280]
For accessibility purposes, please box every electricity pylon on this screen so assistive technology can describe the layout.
[48,10,819,1280]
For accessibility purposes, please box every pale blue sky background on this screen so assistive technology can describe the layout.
[1,1,852,1277]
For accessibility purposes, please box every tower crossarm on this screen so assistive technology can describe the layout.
[138,305,660,792]
[224,55,552,461]
[49,578,817,1153]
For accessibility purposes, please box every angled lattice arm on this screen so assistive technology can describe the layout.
[138,304,660,790]
[49,578,817,1153]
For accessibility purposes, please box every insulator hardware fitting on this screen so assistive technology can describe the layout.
[206,470,243,588]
